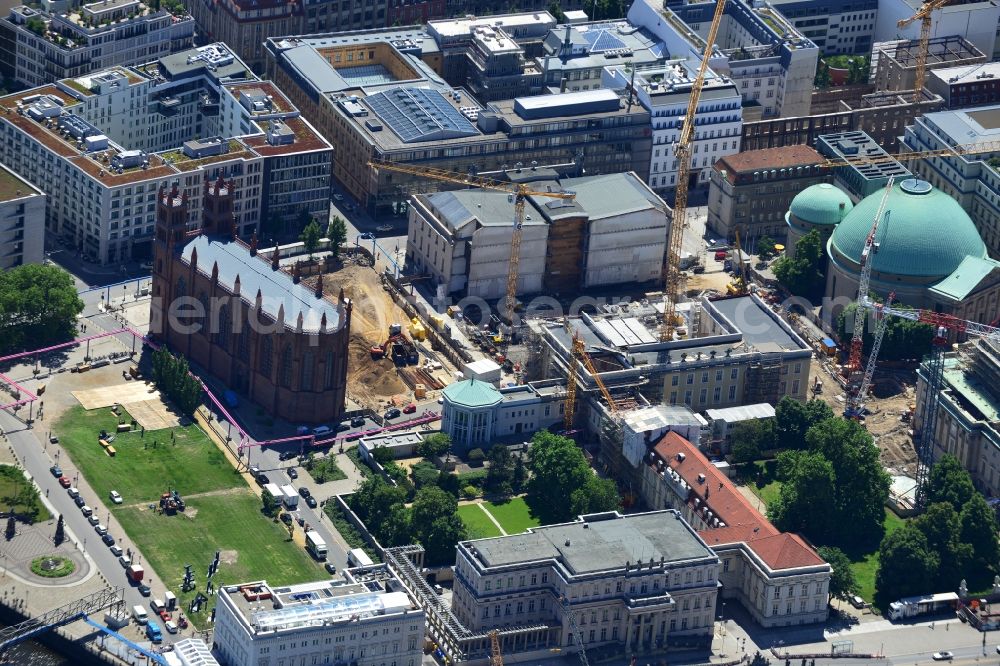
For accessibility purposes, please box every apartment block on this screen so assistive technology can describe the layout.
[914,339,1000,498]
[0,163,45,268]
[452,511,721,658]
[0,1,194,87]
[603,63,743,193]
[766,0,876,55]
[213,567,425,666]
[641,432,831,629]
[629,0,819,119]
[0,43,331,265]
[926,62,1000,109]
[707,144,828,241]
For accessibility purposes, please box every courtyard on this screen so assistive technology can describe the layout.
[456,497,541,539]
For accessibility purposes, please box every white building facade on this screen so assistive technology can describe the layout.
[0,1,194,88]
[876,0,1000,61]
[0,163,46,269]
[212,571,426,666]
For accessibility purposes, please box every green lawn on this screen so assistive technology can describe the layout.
[457,504,502,540]
[752,480,782,508]
[850,509,906,606]
[54,405,239,504]
[484,497,540,534]
[114,491,322,625]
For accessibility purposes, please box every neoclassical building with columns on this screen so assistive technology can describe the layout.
[150,177,351,423]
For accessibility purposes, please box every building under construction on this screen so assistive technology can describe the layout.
[525,294,812,487]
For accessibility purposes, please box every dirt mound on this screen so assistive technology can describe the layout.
[304,265,410,402]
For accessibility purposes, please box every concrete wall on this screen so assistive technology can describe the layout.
[584,209,667,288]
[467,224,549,299]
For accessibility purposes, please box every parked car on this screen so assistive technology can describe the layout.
[101,533,115,546]
[74,496,86,508]
[313,425,332,436]
[164,620,178,634]
[256,473,270,486]
[67,487,79,498]
[337,423,351,432]
[433,584,444,595]
[249,465,260,477]
[402,403,416,414]
[94,523,108,536]
[279,450,297,461]
[87,514,100,526]
[137,585,151,597]
[325,562,337,574]
[279,513,292,524]
[849,595,865,609]
[305,496,318,509]
[81,505,93,517]
[376,224,394,232]
[50,465,62,477]
[298,486,311,498]
[384,408,401,420]
[58,476,71,488]
[350,416,366,428]
[109,490,123,504]
[359,232,375,240]
[932,653,953,661]
[119,555,132,568]
[295,425,310,435]
[287,467,298,480]
[110,545,123,557]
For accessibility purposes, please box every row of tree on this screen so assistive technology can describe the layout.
[836,302,934,362]
[772,229,826,298]
[0,264,83,353]
[875,456,1000,607]
[150,348,203,416]
[526,432,620,524]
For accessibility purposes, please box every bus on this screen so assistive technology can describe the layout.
[305,530,327,560]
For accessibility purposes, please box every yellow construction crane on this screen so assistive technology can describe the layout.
[367,161,575,358]
[564,332,619,430]
[489,630,503,666]
[897,0,951,102]
[819,138,1000,169]
[661,0,729,341]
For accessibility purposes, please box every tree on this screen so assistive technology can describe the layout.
[4,514,14,540]
[817,546,858,601]
[370,446,395,466]
[772,228,825,298]
[418,433,451,458]
[925,454,976,512]
[837,302,933,362]
[327,215,348,259]
[299,219,323,258]
[570,476,620,516]
[768,451,836,538]
[411,460,440,489]
[729,419,775,465]
[757,236,777,261]
[959,493,1000,589]
[351,476,407,528]
[485,445,515,496]
[547,0,566,21]
[0,264,84,352]
[150,348,202,416]
[54,514,65,546]
[774,396,831,451]
[874,525,940,609]
[380,504,412,547]
[410,486,466,565]
[512,454,526,492]
[914,502,972,589]
[25,16,44,36]
[437,471,461,497]
[526,432,596,524]
[261,488,280,518]
[847,56,870,84]
[814,59,832,88]
[805,417,890,546]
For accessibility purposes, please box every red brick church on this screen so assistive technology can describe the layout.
[150,177,351,424]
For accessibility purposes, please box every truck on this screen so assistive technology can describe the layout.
[280,484,298,509]
[263,482,282,501]
[347,548,373,567]
[145,621,162,643]
[887,592,959,621]
[132,605,148,625]
[127,564,144,584]
[305,530,327,560]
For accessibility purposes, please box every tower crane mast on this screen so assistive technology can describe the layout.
[564,333,618,430]
[660,0,729,341]
[897,0,951,103]
[367,161,575,359]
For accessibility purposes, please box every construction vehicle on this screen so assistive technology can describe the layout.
[659,0,729,340]
[897,0,951,103]
[368,160,575,359]
[843,177,895,418]
[370,323,419,365]
[726,228,750,296]
[564,333,619,431]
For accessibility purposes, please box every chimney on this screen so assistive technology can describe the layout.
[250,231,258,255]
[292,261,301,283]
[315,273,324,298]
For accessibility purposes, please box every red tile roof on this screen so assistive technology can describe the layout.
[715,145,824,183]
[650,431,824,571]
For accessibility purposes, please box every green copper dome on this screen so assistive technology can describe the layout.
[829,178,986,278]
[443,379,502,409]
[789,183,853,226]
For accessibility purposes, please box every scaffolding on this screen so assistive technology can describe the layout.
[745,353,783,405]
[915,342,947,507]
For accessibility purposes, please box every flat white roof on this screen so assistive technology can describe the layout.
[705,403,776,422]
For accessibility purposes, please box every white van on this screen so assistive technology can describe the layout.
[132,605,148,625]
[150,599,165,614]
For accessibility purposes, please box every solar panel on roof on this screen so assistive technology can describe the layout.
[365,88,479,143]
[583,29,627,53]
